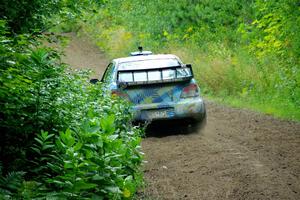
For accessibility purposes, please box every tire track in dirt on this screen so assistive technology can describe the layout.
[61,33,300,200]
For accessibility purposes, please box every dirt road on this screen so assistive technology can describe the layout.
[60,33,300,200]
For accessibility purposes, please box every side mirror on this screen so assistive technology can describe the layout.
[90,78,99,84]
[186,64,192,68]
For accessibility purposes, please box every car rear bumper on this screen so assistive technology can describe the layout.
[132,97,206,121]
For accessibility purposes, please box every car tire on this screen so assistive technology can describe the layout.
[189,111,207,132]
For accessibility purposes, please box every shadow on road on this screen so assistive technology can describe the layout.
[143,119,205,137]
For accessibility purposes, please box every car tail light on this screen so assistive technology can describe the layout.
[180,83,199,98]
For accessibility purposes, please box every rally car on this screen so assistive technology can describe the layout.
[92,47,206,123]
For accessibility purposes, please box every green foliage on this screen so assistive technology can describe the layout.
[77,0,300,120]
[1,0,144,198]
[42,116,142,199]
[0,0,105,33]
[0,17,143,199]
[0,0,60,33]
[0,165,25,199]
[27,113,142,199]
[238,0,300,110]
[30,131,58,178]
[0,27,67,171]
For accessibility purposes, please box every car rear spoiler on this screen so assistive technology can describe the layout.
[117,64,194,87]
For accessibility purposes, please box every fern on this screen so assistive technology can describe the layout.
[0,169,25,198]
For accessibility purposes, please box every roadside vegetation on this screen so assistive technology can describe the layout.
[0,1,143,199]
[65,0,300,120]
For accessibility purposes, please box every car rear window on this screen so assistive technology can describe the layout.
[118,67,192,83]
[162,69,176,80]
[119,72,133,82]
[176,68,192,78]
[148,70,161,81]
[133,71,147,82]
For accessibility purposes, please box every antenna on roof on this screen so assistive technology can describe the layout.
[138,46,143,52]
[130,47,152,56]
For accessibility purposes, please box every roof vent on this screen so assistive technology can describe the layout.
[130,46,152,56]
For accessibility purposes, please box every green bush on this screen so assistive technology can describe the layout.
[0,20,143,199]
[0,0,104,33]
[28,106,143,199]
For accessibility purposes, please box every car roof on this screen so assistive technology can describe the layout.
[113,54,183,71]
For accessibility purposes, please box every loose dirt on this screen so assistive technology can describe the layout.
[60,33,300,200]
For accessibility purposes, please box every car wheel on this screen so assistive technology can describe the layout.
[189,111,207,132]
